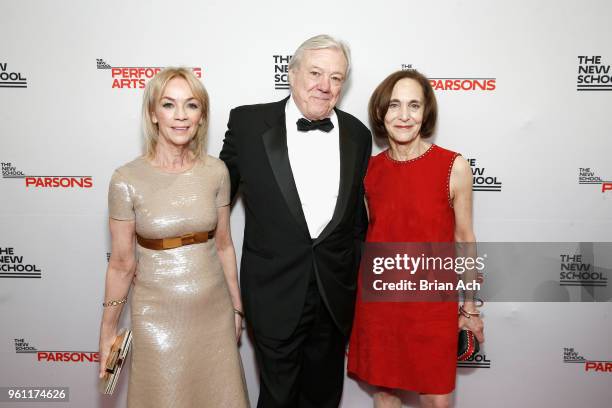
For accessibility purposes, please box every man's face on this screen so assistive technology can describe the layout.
[289,48,347,121]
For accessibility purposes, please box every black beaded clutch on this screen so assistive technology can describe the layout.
[457,329,479,361]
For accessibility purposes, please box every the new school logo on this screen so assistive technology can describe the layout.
[467,158,502,192]
[559,254,607,287]
[97,58,202,89]
[457,350,491,369]
[1,162,93,188]
[577,56,611,91]
[14,338,99,363]
[0,62,28,88]
[564,348,612,373]
[0,247,42,279]
[578,167,612,193]
[273,55,292,90]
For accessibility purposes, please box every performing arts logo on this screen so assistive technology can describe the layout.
[563,347,612,373]
[0,247,42,279]
[96,58,203,89]
[577,56,612,91]
[457,350,491,369]
[467,158,502,192]
[559,253,607,288]
[14,338,99,363]
[273,55,292,90]
[1,162,93,189]
[578,167,612,193]
[0,62,28,88]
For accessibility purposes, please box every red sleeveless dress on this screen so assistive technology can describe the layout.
[347,144,460,394]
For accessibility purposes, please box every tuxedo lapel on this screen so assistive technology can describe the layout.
[313,109,360,245]
[261,98,310,237]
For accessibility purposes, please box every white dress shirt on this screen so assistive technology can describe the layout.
[285,96,340,238]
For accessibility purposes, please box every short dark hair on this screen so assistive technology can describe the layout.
[368,70,438,139]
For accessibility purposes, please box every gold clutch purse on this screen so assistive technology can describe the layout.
[99,329,133,395]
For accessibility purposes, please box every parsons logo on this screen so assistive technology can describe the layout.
[397,64,495,91]
[564,347,612,373]
[430,77,496,91]
[97,58,202,89]
[1,162,93,188]
[578,167,612,193]
[14,338,99,363]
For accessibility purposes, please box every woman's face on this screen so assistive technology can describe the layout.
[384,78,425,144]
[152,77,203,148]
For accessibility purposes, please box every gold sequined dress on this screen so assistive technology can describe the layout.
[108,156,249,408]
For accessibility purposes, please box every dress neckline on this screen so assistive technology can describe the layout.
[384,144,435,164]
[140,156,202,175]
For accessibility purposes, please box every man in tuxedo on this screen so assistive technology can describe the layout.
[220,34,372,408]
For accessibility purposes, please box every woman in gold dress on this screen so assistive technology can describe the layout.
[98,67,249,407]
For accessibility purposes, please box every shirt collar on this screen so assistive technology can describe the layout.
[286,94,338,127]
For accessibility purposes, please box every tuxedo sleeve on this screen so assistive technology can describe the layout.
[219,108,241,201]
[354,130,372,243]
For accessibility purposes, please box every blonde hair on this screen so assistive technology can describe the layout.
[142,67,209,159]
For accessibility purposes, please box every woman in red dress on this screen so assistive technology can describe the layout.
[347,70,484,408]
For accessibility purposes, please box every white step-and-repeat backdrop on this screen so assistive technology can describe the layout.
[1,0,611,407]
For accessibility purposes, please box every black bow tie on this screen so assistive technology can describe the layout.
[296,117,334,132]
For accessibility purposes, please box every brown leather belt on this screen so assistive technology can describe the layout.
[136,231,215,250]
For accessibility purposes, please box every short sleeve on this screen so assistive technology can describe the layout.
[215,164,231,207]
[108,170,135,220]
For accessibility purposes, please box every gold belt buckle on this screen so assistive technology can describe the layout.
[180,233,196,246]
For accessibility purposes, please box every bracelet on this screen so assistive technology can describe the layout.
[459,305,481,318]
[233,308,245,318]
[102,297,127,307]
[458,307,471,318]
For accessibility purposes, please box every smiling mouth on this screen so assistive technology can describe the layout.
[172,126,190,131]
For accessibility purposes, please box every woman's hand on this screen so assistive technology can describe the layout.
[234,313,243,343]
[98,329,118,379]
[216,203,244,345]
[99,218,136,380]
[458,314,484,343]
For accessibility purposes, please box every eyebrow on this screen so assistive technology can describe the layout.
[309,65,345,77]
[389,98,422,103]
[160,96,198,102]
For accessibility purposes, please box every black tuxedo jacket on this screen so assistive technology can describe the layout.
[220,97,372,339]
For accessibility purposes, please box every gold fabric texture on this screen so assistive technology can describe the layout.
[108,156,248,408]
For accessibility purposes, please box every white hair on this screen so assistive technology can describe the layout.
[288,34,351,76]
